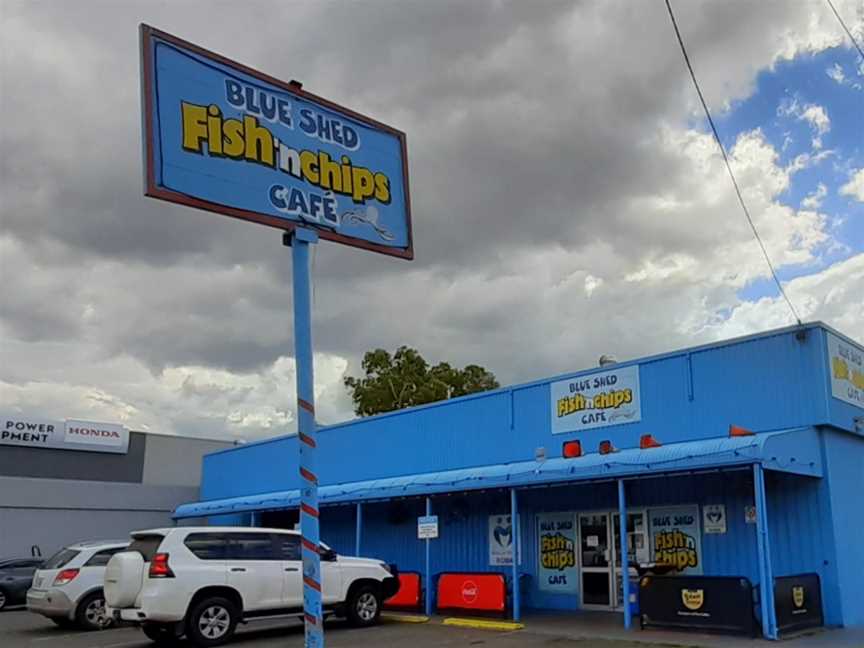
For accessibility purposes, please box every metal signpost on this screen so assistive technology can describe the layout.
[140,25,412,647]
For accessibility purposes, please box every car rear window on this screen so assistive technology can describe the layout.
[128,535,165,562]
[84,547,127,567]
[42,548,80,570]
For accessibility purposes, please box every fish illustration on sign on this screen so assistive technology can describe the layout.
[343,206,396,241]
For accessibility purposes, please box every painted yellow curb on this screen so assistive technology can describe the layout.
[442,617,525,631]
[381,613,431,624]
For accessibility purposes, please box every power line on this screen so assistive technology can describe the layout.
[825,0,864,61]
[663,0,803,326]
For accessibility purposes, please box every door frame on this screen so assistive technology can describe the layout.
[577,511,614,611]
[577,508,649,611]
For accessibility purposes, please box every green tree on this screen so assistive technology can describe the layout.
[344,346,499,416]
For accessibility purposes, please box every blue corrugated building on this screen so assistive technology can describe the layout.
[175,322,864,638]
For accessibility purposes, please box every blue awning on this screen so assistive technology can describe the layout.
[173,427,822,519]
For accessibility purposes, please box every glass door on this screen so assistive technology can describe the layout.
[578,513,612,608]
[612,510,649,609]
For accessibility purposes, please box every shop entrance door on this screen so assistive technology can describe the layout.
[578,513,612,608]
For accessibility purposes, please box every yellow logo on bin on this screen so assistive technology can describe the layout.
[793,586,805,608]
[682,589,704,610]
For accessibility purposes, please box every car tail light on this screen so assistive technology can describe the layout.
[53,569,79,586]
[149,553,174,578]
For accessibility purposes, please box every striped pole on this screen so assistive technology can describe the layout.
[289,228,323,648]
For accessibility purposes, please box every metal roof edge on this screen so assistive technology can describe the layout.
[177,427,821,518]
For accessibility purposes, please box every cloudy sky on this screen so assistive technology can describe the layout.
[1,0,862,441]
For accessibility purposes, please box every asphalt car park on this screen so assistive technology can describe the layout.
[0,608,659,648]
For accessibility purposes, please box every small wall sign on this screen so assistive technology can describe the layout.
[417,515,439,540]
[744,505,757,524]
[702,504,727,534]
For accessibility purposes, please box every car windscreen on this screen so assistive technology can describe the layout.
[128,535,165,562]
[42,548,80,570]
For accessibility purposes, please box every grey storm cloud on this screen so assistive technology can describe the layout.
[1,0,861,437]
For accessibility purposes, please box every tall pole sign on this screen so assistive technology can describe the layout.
[140,25,413,647]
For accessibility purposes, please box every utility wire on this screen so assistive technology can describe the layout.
[663,0,803,326]
[825,0,864,61]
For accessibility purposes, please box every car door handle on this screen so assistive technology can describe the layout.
[284,567,299,572]
[230,567,246,572]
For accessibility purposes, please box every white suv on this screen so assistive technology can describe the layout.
[104,527,399,646]
[27,540,129,630]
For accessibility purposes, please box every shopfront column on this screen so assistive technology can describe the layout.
[511,488,521,622]
[355,502,363,556]
[618,479,631,630]
[425,496,432,617]
[754,463,778,639]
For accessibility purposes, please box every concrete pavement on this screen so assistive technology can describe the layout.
[1,608,862,647]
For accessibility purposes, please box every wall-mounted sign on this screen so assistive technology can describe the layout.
[744,505,757,524]
[140,25,412,259]
[826,332,864,410]
[0,414,130,454]
[551,365,641,434]
[649,505,703,575]
[417,515,439,540]
[489,514,515,566]
[537,512,578,593]
[702,504,727,535]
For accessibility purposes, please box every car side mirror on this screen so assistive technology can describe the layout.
[321,549,337,562]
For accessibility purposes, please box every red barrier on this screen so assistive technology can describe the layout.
[384,572,422,611]
[436,572,507,615]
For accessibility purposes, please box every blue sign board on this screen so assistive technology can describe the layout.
[140,25,413,259]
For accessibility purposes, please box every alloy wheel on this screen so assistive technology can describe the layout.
[85,598,108,627]
[198,605,231,639]
[356,592,378,621]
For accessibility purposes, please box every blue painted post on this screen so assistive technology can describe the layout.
[510,488,521,621]
[753,464,778,640]
[425,497,432,617]
[618,479,632,630]
[355,502,362,556]
[289,228,323,648]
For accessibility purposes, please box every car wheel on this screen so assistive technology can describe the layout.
[76,591,112,631]
[347,584,381,627]
[186,597,238,647]
[142,622,181,645]
[0,587,7,611]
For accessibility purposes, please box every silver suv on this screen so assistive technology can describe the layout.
[27,540,128,629]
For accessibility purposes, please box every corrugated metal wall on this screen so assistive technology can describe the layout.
[201,325,837,502]
[819,430,864,626]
